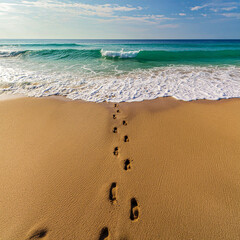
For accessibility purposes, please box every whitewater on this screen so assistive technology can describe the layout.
[0,39,240,102]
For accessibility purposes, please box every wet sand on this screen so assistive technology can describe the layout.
[0,97,240,240]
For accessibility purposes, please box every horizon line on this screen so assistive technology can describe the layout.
[1,38,240,40]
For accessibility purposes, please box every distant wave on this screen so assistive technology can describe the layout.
[102,43,240,49]
[2,42,238,49]
[0,43,83,47]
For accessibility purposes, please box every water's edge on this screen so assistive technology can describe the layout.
[1,39,240,102]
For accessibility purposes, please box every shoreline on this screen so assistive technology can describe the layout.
[0,96,240,239]
[1,92,240,103]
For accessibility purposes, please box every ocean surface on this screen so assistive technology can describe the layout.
[0,39,240,102]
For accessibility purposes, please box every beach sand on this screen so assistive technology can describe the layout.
[0,97,240,240]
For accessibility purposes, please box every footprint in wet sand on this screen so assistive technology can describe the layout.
[113,147,119,156]
[113,127,118,133]
[124,159,132,171]
[109,182,117,203]
[28,229,48,239]
[122,120,127,126]
[114,104,118,108]
[116,109,120,113]
[124,135,129,142]
[99,227,109,240]
[113,114,116,119]
[130,198,140,222]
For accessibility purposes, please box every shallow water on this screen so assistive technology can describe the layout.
[0,39,240,101]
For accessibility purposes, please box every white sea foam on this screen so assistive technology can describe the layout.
[101,49,140,58]
[0,65,240,102]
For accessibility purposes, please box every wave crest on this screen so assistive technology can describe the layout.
[101,49,140,59]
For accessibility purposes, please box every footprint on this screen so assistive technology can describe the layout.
[114,104,118,108]
[28,229,48,239]
[124,135,129,142]
[113,114,116,119]
[124,159,132,171]
[130,198,140,221]
[99,227,109,240]
[109,182,117,203]
[123,120,127,126]
[113,147,119,156]
[116,109,120,113]
[113,127,118,133]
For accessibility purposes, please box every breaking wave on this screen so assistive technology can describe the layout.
[101,49,140,58]
[1,48,239,63]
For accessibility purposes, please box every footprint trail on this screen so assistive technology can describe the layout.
[103,102,140,239]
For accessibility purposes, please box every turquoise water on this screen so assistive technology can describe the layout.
[0,39,240,101]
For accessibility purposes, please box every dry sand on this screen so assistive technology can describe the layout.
[0,97,240,240]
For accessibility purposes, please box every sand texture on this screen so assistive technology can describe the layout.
[0,97,240,240]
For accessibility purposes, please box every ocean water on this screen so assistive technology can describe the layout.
[0,39,240,102]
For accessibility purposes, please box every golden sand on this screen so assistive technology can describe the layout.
[0,97,240,240]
